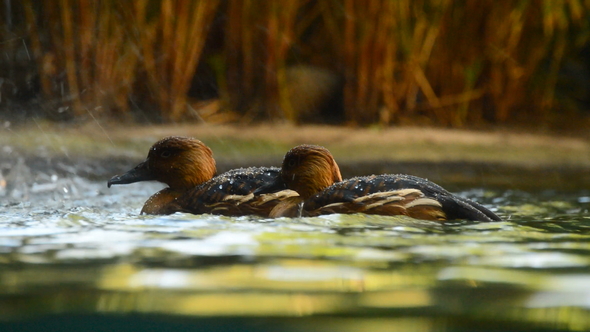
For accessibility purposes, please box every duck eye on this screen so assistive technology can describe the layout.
[287,158,297,168]
[160,150,172,158]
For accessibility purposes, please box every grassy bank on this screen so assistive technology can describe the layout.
[3,122,590,165]
[1,123,590,191]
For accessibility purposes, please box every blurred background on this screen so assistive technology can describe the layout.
[2,2,590,331]
[2,0,590,130]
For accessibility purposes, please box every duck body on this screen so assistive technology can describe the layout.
[256,144,501,222]
[171,167,297,216]
[302,174,501,222]
[108,136,295,216]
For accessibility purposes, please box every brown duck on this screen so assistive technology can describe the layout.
[255,144,501,222]
[108,136,296,216]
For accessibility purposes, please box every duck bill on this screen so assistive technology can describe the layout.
[253,176,287,195]
[107,160,155,188]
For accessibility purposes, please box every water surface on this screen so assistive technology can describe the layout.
[1,175,589,331]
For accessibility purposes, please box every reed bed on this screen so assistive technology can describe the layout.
[1,0,589,126]
[22,0,142,118]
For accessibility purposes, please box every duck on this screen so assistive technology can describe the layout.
[255,144,501,222]
[107,136,297,215]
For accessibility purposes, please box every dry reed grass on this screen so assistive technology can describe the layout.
[3,0,589,126]
[340,0,590,126]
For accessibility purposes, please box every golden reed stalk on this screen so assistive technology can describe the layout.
[142,0,220,121]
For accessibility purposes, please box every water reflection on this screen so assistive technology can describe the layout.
[1,176,590,331]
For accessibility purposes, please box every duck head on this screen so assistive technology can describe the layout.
[255,144,342,200]
[281,145,342,199]
[108,136,216,191]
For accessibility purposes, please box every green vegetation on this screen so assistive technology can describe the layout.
[1,1,590,127]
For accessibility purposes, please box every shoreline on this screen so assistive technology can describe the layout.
[2,122,590,191]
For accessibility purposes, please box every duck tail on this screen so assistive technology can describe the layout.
[440,195,501,222]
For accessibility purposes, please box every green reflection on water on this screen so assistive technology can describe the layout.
[1,187,590,331]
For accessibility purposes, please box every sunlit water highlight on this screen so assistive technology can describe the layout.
[1,175,590,331]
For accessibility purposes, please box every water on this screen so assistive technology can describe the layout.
[1,175,590,332]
